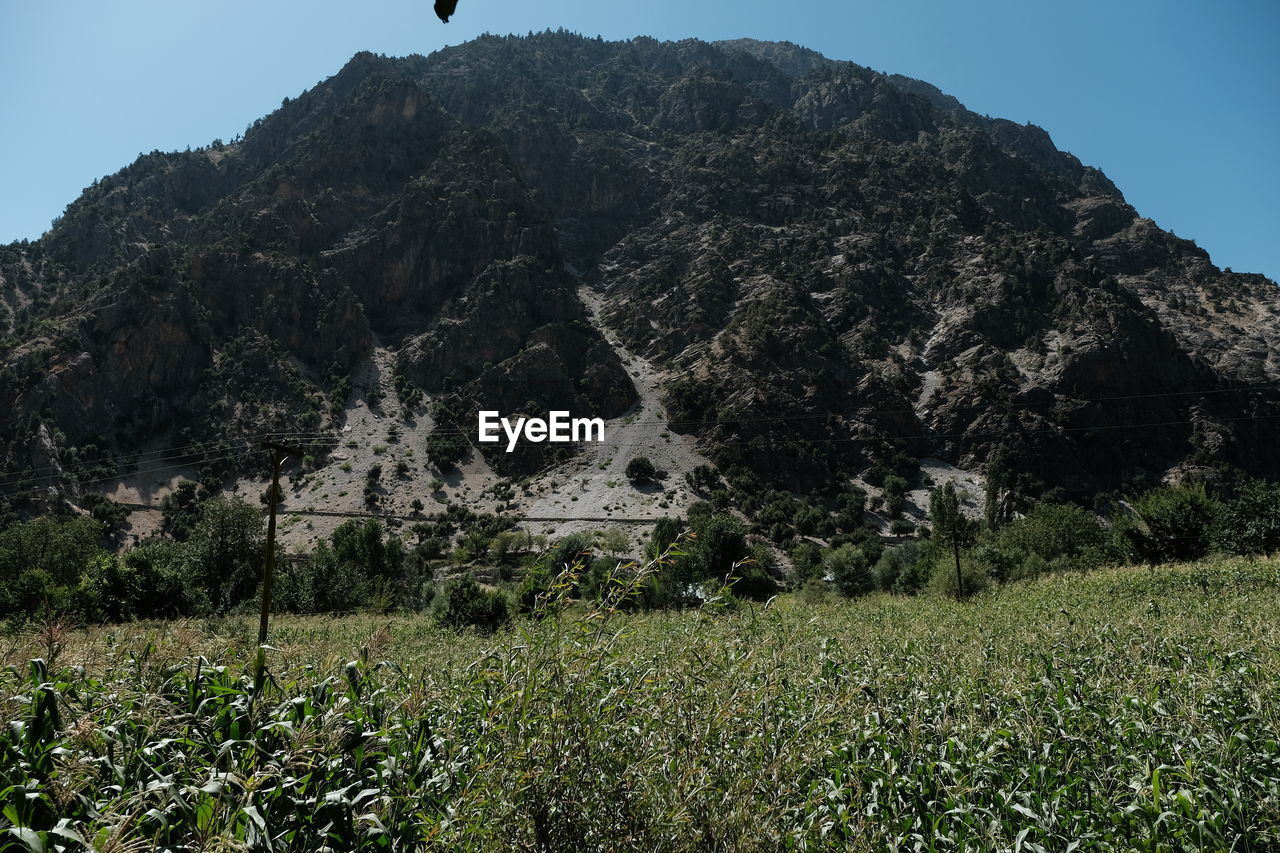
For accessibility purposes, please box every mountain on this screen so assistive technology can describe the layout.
[1,31,1277,543]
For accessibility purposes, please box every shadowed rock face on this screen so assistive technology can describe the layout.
[1,33,1277,501]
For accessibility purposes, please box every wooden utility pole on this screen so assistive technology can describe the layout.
[259,441,303,646]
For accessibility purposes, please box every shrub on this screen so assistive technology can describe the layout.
[996,503,1106,561]
[79,541,200,621]
[789,542,823,586]
[883,475,909,518]
[160,480,201,541]
[796,578,830,605]
[1214,479,1280,556]
[426,427,468,471]
[550,532,594,575]
[827,544,875,598]
[928,555,992,598]
[626,456,658,484]
[730,544,780,601]
[489,531,523,564]
[1119,484,1217,564]
[685,464,721,495]
[873,541,928,594]
[436,576,509,633]
[688,514,749,581]
[81,493,128,538]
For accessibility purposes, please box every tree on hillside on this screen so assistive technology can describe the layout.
[626,456,658,484]
[930,481,977,598]
[160,480,202,541]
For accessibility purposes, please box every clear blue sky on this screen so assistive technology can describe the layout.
[2,0,1277,280]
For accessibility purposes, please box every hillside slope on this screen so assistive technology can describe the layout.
[1,32,1277,538]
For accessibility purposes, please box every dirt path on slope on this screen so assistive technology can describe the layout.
[511,287,714,543]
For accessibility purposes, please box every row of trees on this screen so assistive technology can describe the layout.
[3,473,1277,630]
[864,478,1280,601]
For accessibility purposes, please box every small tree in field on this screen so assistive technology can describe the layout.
[930,481,977,598]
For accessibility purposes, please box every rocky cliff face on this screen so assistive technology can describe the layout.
[1,32,1277,515]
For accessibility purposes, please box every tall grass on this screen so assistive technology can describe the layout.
[3,557,1279,850]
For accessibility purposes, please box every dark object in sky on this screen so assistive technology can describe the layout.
[434,0,458,22]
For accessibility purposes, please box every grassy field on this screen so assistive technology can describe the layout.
[3,558,1279,851]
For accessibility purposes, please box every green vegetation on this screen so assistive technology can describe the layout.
[625,455,658,484]
[2,558,1278,849]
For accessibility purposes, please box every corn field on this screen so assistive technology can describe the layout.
[2,558,1279,850]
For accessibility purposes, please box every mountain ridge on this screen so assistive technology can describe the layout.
[1,31,1276,543]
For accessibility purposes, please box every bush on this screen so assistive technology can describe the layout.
[550,533,594,575]
[996,503,1107,562]
[789,542,823,586]
[425,427,468,471]
[928,555,992,598]
[688,514,749,581]
[160,480,202,541]
[89,540,201,620]
[517,562,557,614]
[82,494,128,538]
[685,464,721,495]
[873,541,928,594]
[1120,484,1218,564]
[796,578,830,605]
[436,576,509,633]
[626,456,658,484]
[649,517,684,560]
[883,475,909,518]
[1214,479,1280,556]
[730,544,780,601]
[827,544,875,598]
[640,513,747,610]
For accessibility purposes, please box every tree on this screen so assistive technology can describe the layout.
[930,482,977,598]
[685,464,722,496]
[983,449,1016,530]
[186,496,265,611]
[436,576,509,633]
[160,480,202,541]
[690,514,748,582]
[332,519,405,584]
[425,426,468,471]
[827,543,874,598]
[0,515,105,619]
[789,542,823,586]
[883,474,909,518]
[649,516,683,560]
[596,527,630,557]
[626,456,658,484]
[550,532,594,576]
[1214,479,1280,556]
[1120,483,1217,564]
[992,502,1108,573]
